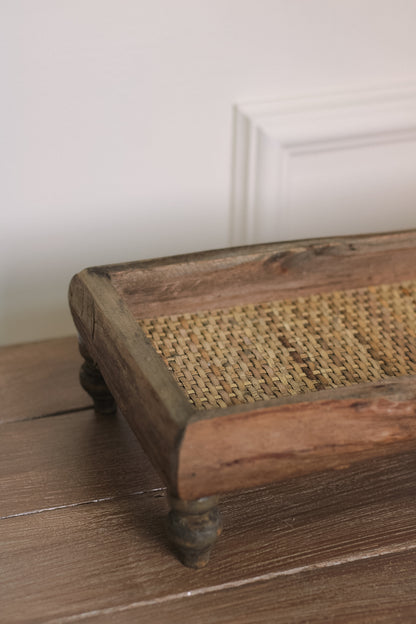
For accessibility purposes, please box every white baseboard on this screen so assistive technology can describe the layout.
[230,85,416,246]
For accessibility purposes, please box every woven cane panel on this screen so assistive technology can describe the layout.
[139,281,416,410]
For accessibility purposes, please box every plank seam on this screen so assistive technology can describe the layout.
[0,405,94,426]
[0,483,291,521]
[0,487,167,520]
[44,541,416,624]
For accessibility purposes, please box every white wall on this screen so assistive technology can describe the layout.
[2,0,416,345]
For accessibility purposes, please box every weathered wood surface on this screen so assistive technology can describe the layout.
[69,270,192,491]
[2,452,415,623]
[70,231,416,502]
[78,338,117,415]
[87,551,416,624]
[0,336,90,423]
[0,410,162,519]
[167,495,223,569]
[179,376,416,498]
[2,332,415,622]
[109,230,416,318]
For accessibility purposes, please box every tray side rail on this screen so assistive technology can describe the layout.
[177,376,416,499]
[69,268,194,493]
[107,230,416,319]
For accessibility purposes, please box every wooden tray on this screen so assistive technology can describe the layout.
[69,230,416,568]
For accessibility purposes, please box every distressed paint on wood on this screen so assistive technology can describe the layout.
[2,453,415,623]
[1,338,416,622]
[85,551,416,624]
[0,336,90,423]
[0,410,162,519]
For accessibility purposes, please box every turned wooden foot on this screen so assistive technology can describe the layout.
[167,495,223,569]
[78,338,117,416]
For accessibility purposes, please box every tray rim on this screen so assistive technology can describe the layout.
[68,229,416,499]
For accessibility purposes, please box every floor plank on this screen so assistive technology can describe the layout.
[0,411,163,518]
[2,337,416,623]
[0,336,90,423]
[1,396,414,522]
[89,550,416,624]
[2,452,415,623]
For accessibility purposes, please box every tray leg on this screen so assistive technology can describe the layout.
[167,494,223,569]
[78,337,117,416]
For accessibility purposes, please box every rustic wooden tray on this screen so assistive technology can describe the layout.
[69,230,416,568]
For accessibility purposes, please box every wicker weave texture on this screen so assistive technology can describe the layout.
[139,281,416,410]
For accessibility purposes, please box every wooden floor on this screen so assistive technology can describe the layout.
[1,337,415,623]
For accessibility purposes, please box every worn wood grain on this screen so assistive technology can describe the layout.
[109,230,416,318]
[2,451,415,623]
[0,410,163,518]
[88,550,416,624]
[69,270,192,492]
[2,337,416,623]
[179,376,416,498]
[70,231,416,502]
[0,336,90,424]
